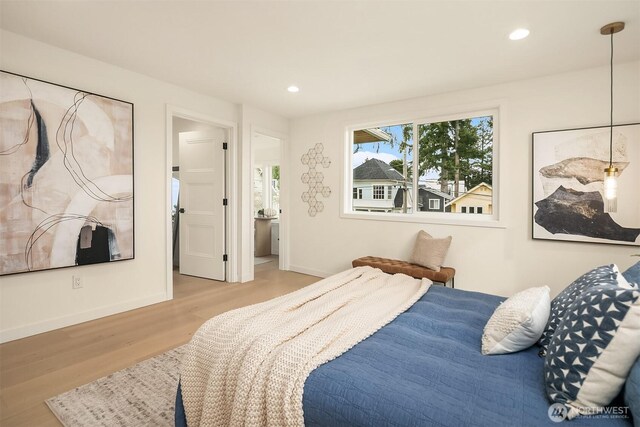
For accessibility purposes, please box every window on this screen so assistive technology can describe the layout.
[254,167,264,214]
[254,165,280,216]
[347,110,496,224]
[271,165,280,215]
[350,122,414,213]
[373,185,385,199]
[416,116,493,216]
[353,188,357,199]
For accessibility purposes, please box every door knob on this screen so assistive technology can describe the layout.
[179,208,185,213]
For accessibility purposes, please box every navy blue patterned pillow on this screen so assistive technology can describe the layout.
[623,261,640,287]
[544,284,640,419]
[538,264,629,355]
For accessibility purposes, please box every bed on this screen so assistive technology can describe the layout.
[175,272,635,426]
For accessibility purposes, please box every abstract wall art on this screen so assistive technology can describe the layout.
[301,143,330,217]
[532,123,639,246]
[0,71,134,275]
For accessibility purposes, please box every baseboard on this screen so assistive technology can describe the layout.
[0,292,168,344]
[288,265,330,278]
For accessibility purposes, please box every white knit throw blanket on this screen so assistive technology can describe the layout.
[180,266,430,427]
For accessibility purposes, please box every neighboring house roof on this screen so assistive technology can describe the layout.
[353,158,404,181]
[394,187,453,209]
[445,182,492,206]
[420,187,453,200]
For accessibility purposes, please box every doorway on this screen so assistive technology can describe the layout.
[252,132,282,271]
[177,129,226,281]
[167,109,237,299]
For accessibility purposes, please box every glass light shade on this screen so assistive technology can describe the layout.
[603,167,618,213]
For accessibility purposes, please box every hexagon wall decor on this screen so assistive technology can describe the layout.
[301,143,331,216]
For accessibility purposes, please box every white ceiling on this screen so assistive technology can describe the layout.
[1,1,639,118]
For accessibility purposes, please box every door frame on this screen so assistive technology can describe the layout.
[165,105,238,299]
[250,125,289,275]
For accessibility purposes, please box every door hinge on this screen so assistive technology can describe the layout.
[223,198,228,206]
[222,142,228,150]
[223,254,228,262]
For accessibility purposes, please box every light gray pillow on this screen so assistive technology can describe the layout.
[409,230,452,272]
[482,286,550,355]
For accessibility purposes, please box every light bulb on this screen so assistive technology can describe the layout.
[509,28,530,40]
[603,167,618,213]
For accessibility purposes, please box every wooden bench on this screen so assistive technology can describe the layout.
[352,256,456,288]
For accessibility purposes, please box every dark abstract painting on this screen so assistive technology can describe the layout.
[533,123,639,246]
[0,71,134,275]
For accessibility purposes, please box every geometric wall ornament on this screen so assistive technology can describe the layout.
[301,143,330,217]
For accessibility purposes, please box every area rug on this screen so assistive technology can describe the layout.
[46,345,185,427]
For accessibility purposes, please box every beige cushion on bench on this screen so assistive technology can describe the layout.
[352,256,455,285]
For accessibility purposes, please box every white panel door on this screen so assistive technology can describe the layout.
[179,129,226,281]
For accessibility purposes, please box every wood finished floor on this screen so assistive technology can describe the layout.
[0,259,319,426]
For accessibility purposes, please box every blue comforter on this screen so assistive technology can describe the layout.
[176,285,633,426]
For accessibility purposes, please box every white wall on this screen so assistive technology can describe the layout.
[253,134,281,166]
[0,30,240,342]
[289,61,640,298]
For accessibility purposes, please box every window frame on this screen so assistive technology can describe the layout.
[428,199,440,210]
[372,185,385,200]
[342,105,503,228]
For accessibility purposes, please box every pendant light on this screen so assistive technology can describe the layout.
[600,22,624,213]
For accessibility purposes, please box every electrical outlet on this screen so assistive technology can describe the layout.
[72,276,82,289]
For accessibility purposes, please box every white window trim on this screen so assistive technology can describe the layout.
[341,102,504,229]
[428,199,440,210]
[373,185,385,200]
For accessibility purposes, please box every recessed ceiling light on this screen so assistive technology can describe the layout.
[287,85,300,93]
[509,28,530,40]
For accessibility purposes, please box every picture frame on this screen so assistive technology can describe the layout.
[0,70,135,275]
[532,122,639,246]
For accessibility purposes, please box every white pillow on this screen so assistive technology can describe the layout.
[482,286,550,355]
